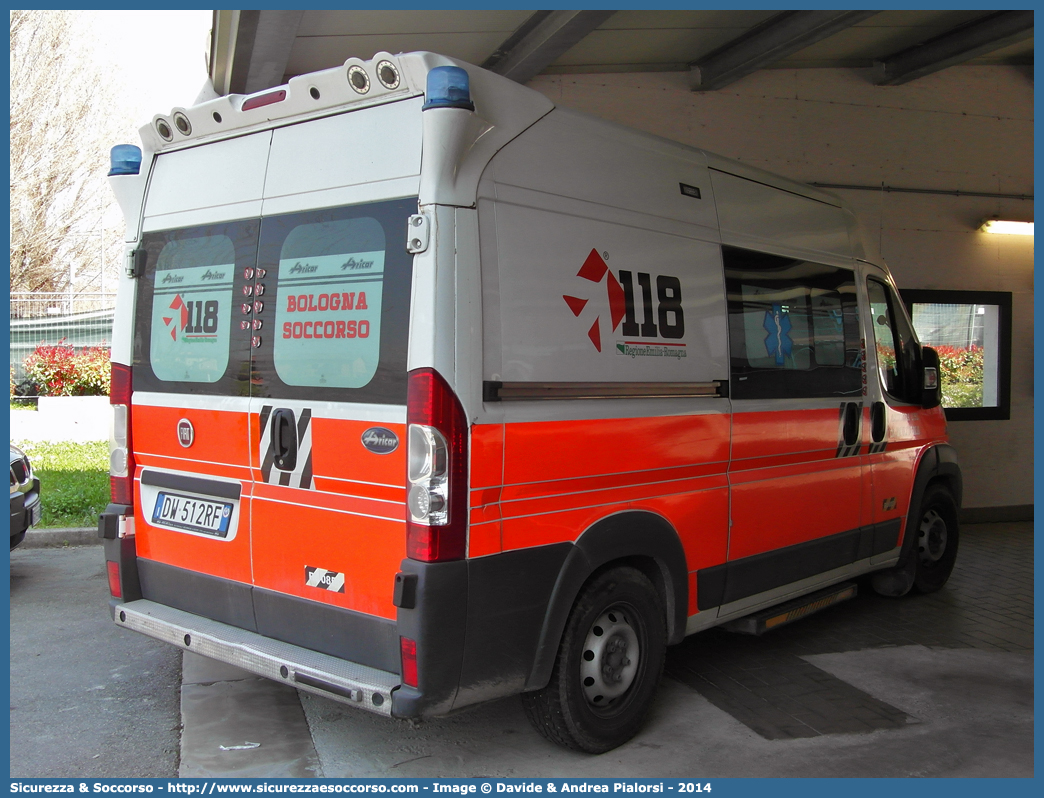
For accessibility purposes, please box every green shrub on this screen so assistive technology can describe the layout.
[934,345,985,408]
[21,340,111,396]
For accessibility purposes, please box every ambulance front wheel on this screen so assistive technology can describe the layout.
[521,566,666,753]
[912,483,960,594]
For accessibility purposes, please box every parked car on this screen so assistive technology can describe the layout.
[10,444,41,549]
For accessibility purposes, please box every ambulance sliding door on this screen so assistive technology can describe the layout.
[723,247,871,611]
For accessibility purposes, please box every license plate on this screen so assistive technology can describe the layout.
[152,492,233,537]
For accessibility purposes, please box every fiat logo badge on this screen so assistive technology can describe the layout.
[177,419,194,448]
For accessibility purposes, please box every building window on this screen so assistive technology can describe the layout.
[900,289,1012,421]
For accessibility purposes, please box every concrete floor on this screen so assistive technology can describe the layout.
[9,546,182,777]
[177,522,1033,778]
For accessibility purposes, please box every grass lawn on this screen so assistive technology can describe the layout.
[15,440,109,528]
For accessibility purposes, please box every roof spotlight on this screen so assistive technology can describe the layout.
[348,65,370,94]
[376,60,400,90]
[172,112,192,136]
[155,118,174,142]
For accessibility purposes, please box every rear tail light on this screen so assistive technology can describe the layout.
[405,368,468,562]
[106,560,122,599]
[109,363,136,506]
[400,636,418,687]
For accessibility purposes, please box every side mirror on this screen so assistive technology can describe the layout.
[920,346,942,409]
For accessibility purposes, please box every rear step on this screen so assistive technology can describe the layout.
[721,582,858,635]
[116,599,400,715]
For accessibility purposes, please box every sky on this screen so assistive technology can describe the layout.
[70,11,212,231]
[83,10,213,140]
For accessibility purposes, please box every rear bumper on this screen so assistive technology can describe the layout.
[10,481,41,544]
[116,599,400,716]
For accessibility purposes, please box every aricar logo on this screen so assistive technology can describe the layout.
[562,249,686,355]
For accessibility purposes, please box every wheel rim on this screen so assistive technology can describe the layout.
[580,607,640,706]
[918,508,948,565]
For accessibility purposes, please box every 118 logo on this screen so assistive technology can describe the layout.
[563,249,684,352]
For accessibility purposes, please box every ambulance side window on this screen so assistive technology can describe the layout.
[724,246,862,400]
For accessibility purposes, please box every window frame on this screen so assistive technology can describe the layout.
[900,289,1012,422]
[867,276,923,405]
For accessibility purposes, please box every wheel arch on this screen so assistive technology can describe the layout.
[901,443,963,564]
[523,510,688,692]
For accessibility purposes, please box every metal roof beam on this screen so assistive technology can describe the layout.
[484,10,617,84]
[873,11,1034,86]
[214,9,304,96]
[690,10,878,92]
[209,10,234,96]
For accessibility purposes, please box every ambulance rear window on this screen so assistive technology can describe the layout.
[272,217,386,389]
[133,220,258,395]
[251,198,415,404]
[149,236,235,383]
[132,199,413,403]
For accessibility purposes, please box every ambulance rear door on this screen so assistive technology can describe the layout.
[244,100,422,672]
[131,132,269,623]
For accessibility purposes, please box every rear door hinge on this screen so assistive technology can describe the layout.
[406,214,430,254]
[129,248,147,278]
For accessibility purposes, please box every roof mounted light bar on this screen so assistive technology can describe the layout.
[142,52,421,153]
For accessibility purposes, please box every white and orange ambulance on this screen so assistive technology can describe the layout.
[101,51,961,752]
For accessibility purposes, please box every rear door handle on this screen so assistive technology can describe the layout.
[271,408,298,471]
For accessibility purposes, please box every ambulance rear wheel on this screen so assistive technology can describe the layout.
[912,484,959,594]
[521,566,666,753]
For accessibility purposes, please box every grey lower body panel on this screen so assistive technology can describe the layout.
[685,548,901,636]
[117,599,400,716]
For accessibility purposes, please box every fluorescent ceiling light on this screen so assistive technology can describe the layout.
[979,219,1034,236]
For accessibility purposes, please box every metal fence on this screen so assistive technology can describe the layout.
[10,292,116,383]
[910,302,984,350]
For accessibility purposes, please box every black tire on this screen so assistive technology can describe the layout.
[911,483,960,594]
[521,567,666,753]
